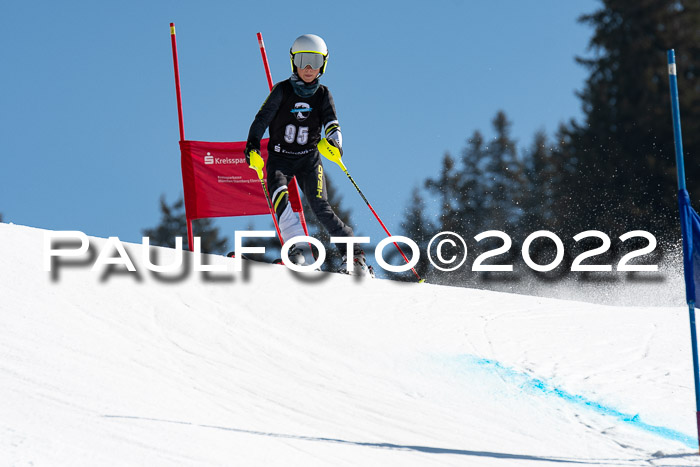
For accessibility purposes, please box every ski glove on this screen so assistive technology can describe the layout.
[244,142,258,165]
[244,142,264,179]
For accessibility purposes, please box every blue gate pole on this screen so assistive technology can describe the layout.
[668,50,687,191]
[668,48,700,452]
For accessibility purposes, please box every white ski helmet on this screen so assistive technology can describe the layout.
[290,34,329,77]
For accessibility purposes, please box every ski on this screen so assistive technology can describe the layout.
[226,251,283,265]
[226,251,374,277]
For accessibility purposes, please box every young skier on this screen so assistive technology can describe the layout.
[244,34,371,275]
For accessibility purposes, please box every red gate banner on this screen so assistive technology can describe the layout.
[180,139,303,220]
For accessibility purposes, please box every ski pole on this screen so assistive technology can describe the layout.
[248,150,284,246]
[317,139,424,283]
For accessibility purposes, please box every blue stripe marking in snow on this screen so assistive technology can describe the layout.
[456,355,698,449]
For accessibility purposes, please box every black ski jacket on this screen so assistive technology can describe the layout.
[247,79,339,158]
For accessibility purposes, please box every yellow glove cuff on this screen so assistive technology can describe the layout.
[317,138,346,171]
[248,150,265,179]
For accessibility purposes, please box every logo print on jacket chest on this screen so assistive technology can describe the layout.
[291,102,312,122]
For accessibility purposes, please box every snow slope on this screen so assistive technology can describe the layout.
[1,222,699,466]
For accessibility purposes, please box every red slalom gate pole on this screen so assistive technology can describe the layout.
[170,23,195,251]
[170,23,185,142]
[254,32,285,246]
[256,32,274,91]
[256,32,312,241]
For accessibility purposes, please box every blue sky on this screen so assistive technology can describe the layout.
[1,0,599,250]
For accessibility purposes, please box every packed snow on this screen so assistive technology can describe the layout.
[1,222,699,466]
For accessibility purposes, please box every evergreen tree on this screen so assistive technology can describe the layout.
[400,187,435,281]
[521,130,559,233]
[142,195,228,254]
[456,131,487,234]
[558,0,700,242]
[417,111,529,285]
[424,112,525,237]
[192,217,228,255]
[480,111,525,234]
[425,152,462,233]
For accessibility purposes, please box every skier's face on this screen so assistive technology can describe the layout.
[299,65,320,83]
